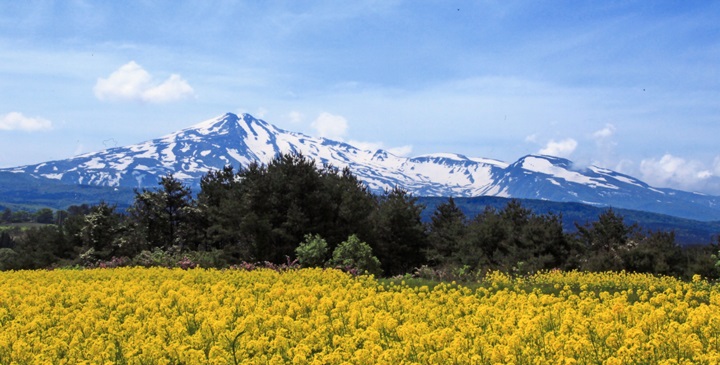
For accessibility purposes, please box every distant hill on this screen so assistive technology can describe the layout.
[0,171,136,211]
[2,112,720,221]
[418,196,720,246]
[1,172,717,246]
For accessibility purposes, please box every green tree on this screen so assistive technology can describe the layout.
[10,210,31,223]
[197,153,376,264]
[0,248,18,270]
[462,206,504,271]
[458,200,575,274]
[0,231,15,249]
[79,202,124,259]
[56,204,92,254]
[129,174,196,251]
[372,187,428,276]
[426,197,467,267]
[295,234,329,268]
[1,208,11,223]
[34,208,54,224]
[328,234,382,276]
[12,225,63,269]
[319,167,376,248]
[622,230,681,276]
[520,212,575,272]
[576,209,638,271]
[197,165,243,252]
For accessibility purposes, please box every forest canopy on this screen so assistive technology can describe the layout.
[1,153,718,279]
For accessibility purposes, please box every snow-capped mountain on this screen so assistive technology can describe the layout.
[3,112,720,220]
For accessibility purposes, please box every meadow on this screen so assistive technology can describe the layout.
[0,267,718,364]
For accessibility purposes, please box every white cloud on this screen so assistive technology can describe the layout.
[639,154,713,191]
[524,134,537,143]
[0,112,52,131]
[592,123,616,139]
[538,138,577,158]
[142,74,194,103]
[387,145,413,156]
[94,61,194,103]
[311,112,348,140]
[348,140,382,151]
[310,112,412,156]
[288,111,303,123]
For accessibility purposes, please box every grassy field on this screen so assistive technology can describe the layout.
[0,268,718,364]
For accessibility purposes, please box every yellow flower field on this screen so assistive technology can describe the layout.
[0,268,718,364]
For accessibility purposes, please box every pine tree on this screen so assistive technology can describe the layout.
[129,174,195,250]
[372,187,428,275]
[426,197,467,267]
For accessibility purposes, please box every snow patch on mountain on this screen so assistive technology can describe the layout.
[3,112,720,220]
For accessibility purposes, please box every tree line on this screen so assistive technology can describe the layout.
[1,207,56,224]
[1,153,718,279]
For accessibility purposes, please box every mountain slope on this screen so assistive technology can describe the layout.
[3,112,720,221]
[2,113,509,194]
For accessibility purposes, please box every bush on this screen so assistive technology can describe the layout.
[0,248,18,270]
[329,235,382,276]
[295,234,329,268]
[183,249,228,269]
[131,248,178,268]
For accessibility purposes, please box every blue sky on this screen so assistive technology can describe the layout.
[1,1,719,193]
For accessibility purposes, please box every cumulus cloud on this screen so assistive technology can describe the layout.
[0,112,52,131]
[639,154,713,191]
[311,112,348,140]
[94,61,194,103]
[592,123,616,139]
[538,138,577,158]
[348,140,383,151]
[311,112,412,157]
[387,145,413,156]
[288,111,303,123]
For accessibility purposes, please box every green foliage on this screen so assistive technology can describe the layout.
[295,234,329,268]
[131,248,181,268]
[372,187,428,276]
[622,230,682,276]
[329,234,382,276]
[129,247,226,269]
[0,248,18,271]
[0,153,717,279]
[79,202,124,258]
[1,208,10,223]
[429,199,576,275]
[575,209,636,271]
[10,225,64,269]
[34,208,55,224]
[0,231,15,249]
[426,197,466,266]
[129,174,195,251]
[57,204,92,255]
[418,196,720,246]
[197,153,376,263]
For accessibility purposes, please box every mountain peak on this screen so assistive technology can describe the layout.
[3,112,720,221]
[221,112,240,122]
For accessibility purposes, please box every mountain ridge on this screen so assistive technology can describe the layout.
[3,112,720,221]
